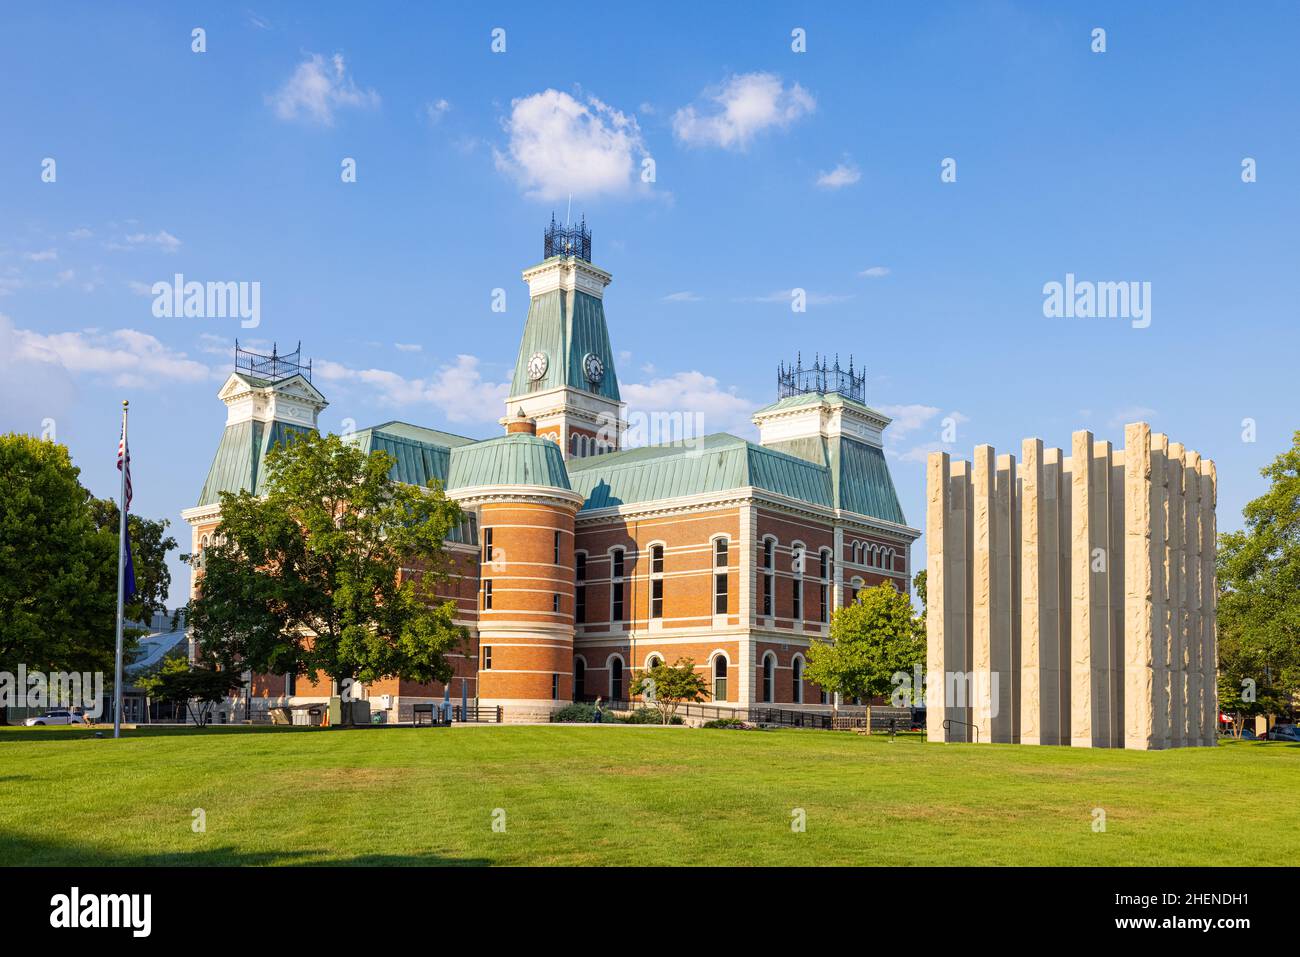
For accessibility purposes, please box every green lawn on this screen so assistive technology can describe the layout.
[1,724,1294,866]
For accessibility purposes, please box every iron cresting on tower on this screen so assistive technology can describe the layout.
[925,422,1217,749]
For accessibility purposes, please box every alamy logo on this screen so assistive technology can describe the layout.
[151,273,261,328]
[1042,273,1151,328]
[49,887,151,937]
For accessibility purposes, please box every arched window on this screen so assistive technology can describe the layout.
[609,655,625,700]
[762,653,776,703]
[574,658,586,700]
[851,576,864,601]
[713,537,729,615]
[713,654,728,702]
[761,537,776,618]
[792,655,805,704]
[646,654,663,669]
[852,541,861,564]
[650,543,665,620]
[790,543,805,623]
[610,548,626,623]
[818,548,831,623]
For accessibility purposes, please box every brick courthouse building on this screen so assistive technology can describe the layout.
[183,222,919,720]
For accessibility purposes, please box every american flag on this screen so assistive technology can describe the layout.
[117,427,135,597]
[117,429,132,511]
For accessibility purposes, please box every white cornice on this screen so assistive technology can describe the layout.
[521,256,612,299]
[449,484,586,511]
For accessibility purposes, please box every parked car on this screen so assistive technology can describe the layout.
[24,709,84,726]
[1266,725,1300,742]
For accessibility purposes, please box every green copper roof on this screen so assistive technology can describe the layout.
[447,433,572,491]
[196,419,312,506]
[752,390,885,418]
[566,434,832,510]
[361,420,477,448]
[346,427,454,489]
[765,434,908,525]
[508,288,620,402]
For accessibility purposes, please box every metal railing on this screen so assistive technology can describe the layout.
[942,717,980,743]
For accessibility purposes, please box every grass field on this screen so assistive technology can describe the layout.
[1,724,1295,866]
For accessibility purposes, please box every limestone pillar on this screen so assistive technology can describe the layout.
[1089,440,1113,746]
[1019,442,1044,744]
[926,453,949,743]
[1166,443,1185,747]
[971,446,996,743]
[1151,433,1171,748]
[1184,450,1202,748]
[1200,460,1218,746]
[1054,450,1072,742]
[1108,445,1126,746]
[1123,423,1159,749]
[993,453,1018,743]
[1070,431,1108,747]
[949,461,974,741]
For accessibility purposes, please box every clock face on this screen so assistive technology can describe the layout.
[527,351,548,380]
[583,352,605,384]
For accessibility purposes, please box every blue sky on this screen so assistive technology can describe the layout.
[2,2,1297,605]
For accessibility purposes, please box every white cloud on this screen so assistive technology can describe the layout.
[68,228,93,240]
[1108,406,1158,429]
[424,98,451,123]
[662,291,702,302]
[268,53,380,126]
[494,89,647,200]
[314,354,509,425]
[816,161,860,189]
[876,405,969,463]
[738,289,854,305]
[5,318,213,388]
[24,249,58,262]
[126,280,154,296]
[622,370,755,441]
[394,342,422,352]
[859,266,890,278]
[672,73,815,151]
[114,230,182,253]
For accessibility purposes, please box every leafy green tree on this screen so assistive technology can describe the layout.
[629,657,709,725]
[912,568,927,630]
[188,431,468,724]
[0,434,174,723]
[805,581,924,726]
[1217,429,1300,731]
[137,653,244,725]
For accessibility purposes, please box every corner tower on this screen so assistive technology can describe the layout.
[504,217,625,459]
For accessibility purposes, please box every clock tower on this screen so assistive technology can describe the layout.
[503,217,625,459]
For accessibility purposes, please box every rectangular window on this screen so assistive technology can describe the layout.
[483,580,493,610]
[714,537,728,568]
[612,581,625,622]
[576,584,586,623]
[482,527,493,562]
[551,673,560,700]
[792,578,802,621]
[715,572,728,615]
[576,552,587,580]
[819,582,828,623]
[552,593,561,613]
[612,548,624,578]
[762,573,773,618]
[482,646,492,670]
[651,546,664,574]
[651,578,663,619]
[554,530,561,565]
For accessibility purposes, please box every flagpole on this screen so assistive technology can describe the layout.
[113,399,128,739]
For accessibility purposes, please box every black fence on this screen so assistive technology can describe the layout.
[566,700,919,730]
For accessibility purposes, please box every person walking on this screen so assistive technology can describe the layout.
[594,696,603,724]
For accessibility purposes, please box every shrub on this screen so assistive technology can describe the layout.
[552,702,597,723]
[618,707,682,725]
[702,718,748,730]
